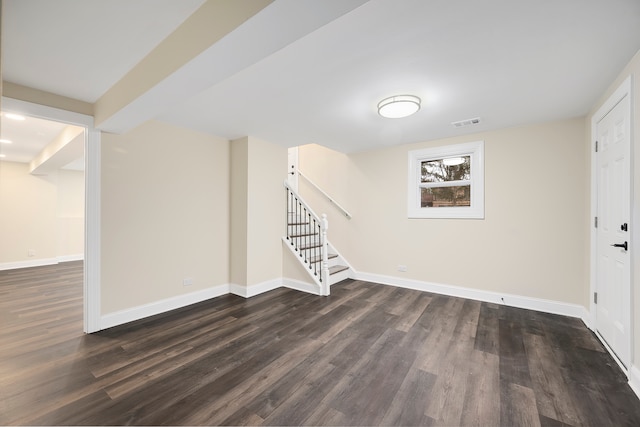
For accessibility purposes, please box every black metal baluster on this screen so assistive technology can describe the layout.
[306,212,311,269]
[300,205,303,260]
[305,209,310,265]
[309,215,313,272]
[286,188,289,243]
[288,190,291,241]
[313,218,317,278]
[311,216,315,273]
[318,220,322,281]
[293,197,302,256]
[303,208,307,263]
[297,199,304,257]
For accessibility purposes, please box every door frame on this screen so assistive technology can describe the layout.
[2,97,102,333]
[590,75,633,373]
[287,146,299,192]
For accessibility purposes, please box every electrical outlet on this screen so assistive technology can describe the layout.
[27,249,35,257]
[183,277,193,286]
[397,265,408,272]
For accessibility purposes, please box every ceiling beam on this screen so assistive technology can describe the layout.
[94,0,274,133]
[30,125,84,175]
[94,0,370,134]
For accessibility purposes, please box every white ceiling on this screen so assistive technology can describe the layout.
[2,0,640,163]
[0,113,71,164]
[0,0,205,167]
[3,0,206,103]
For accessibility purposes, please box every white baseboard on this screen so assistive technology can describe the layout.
[353,271,589,321]
[629,365,640,400]
[228,283,247,297]
[100,284,230,330]
[230,279,282,298]
[629,365,640,399]
[283,277,320,295]
[0,255,84,271]
[57,254,84,263]
[0,257,58,271]
[100,279,285,331]
[94,270,589,336]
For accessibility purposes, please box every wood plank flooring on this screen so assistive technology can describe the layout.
[1,261,640,426]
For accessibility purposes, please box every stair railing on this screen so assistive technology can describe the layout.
[284,180,330,295]
[297,170,352,219]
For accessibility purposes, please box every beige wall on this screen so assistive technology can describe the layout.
[101,120,230,313]
[588,49,640,367]
[300,117,588,306]
[282,239,317,283]
[246,137,287,285]
[0,161,57,263]
[56,170,85,258]
[230,137,249,286]
[230,136,286,287]
[297,144,353,258]
[0,161,84,266]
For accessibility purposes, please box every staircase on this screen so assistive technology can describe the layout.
[284,181,351,296]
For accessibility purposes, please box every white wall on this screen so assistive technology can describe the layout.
[300,117,588,307]
[100,120,230,314]
[0,161,84,268]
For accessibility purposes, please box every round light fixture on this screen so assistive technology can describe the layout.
[0,139,12,144]
[377,95,421,119]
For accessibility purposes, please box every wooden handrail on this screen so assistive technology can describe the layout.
[297,171,352,219]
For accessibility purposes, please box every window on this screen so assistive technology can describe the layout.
[408,141,484,218]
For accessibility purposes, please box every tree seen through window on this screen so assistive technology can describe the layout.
[420,156,471,207]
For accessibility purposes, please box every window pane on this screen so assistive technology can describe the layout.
[421,186,471,207]
[421,156,471,183]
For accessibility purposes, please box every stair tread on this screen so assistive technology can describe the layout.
[329,265,349,275]
[309,253,338,263]
[298,241,322,250]
[289,231,319,237]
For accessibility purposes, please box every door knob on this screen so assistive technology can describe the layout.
[612,241,628,251]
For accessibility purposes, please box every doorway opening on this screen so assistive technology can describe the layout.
[1,97,101,333]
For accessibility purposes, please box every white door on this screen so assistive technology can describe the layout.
[595,92,631,368]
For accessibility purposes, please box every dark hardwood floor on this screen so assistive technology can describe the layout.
[1,261,639,426]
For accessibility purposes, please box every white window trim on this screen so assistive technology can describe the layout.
[408,140,484,219]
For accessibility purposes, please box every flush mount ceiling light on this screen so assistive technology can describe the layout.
[0,139,12,144]
[377,95,421,119]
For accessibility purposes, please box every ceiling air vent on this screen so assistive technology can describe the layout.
[451,117,481,128]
